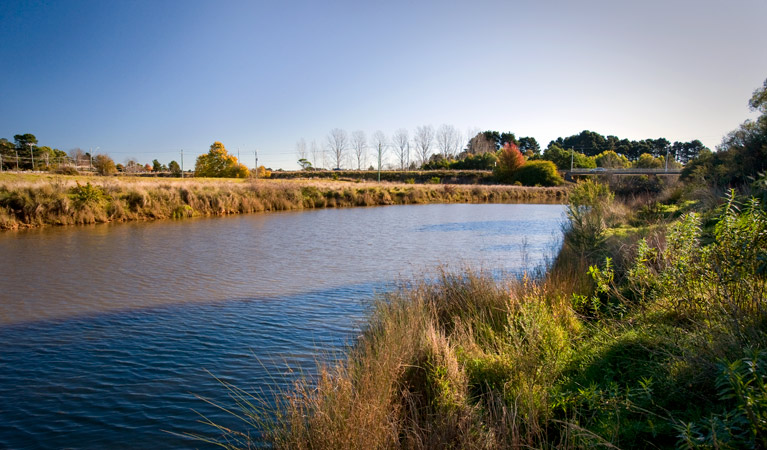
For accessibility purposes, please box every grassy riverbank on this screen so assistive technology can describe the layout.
[0,174,567,230]
[203,180,767,449]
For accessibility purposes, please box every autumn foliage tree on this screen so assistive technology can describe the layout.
[494,142,525,183]
[194,142,250,178]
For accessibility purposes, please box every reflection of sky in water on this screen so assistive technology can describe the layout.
[417,219,547,235]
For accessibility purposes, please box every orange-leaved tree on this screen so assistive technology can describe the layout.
[494,142,525,183]
[195,142,250,178]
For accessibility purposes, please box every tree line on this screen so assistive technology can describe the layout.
[296,126,709,172]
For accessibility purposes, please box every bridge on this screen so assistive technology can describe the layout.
[564,168,682,181]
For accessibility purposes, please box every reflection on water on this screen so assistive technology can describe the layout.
[0,203,564,449]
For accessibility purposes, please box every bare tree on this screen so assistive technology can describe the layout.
[68,148,86,168]
[371,131,387,179]
[326,128,348,170]
[467,131,496,155]
[436,124,461,159]
[391,129,409,170]
[295,138,308,164]
[414,125,435,166]
[310,139,322,169]
[351,130,367,170]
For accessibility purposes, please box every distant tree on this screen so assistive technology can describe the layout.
[542,144,596,169]
[297,158,313,170]
[512,160,563,186]
[93,154,117,175]
[466,132,496,155]
[634,153,664,169]
[144,163,153,172]
[14,133,38,170]
[391,128,409,170]
[152,159,162,172]
[0,138,14,169]
[69,148,88,169]
[308,140,322,169]
[351,130,367,170]
[116,163,125,172]
[518,136,541,158]
[371,131,387,177]
[414,125,435,165]
[295,138,308,164]
[451,152,498,170]
[326,128,348,169]
[194,142,250,178]
[595,150,630,168]
[436,124,461,159]
[168,160,181,176]
[494,142,525,183]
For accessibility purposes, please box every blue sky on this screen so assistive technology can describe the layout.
[1,0,766,169]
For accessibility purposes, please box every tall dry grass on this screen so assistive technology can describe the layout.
[0,175,568,230]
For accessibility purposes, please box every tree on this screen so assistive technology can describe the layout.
[512,160,563,186]
[14,133,38,170]
[494,142,525,183]
[309,140,323,169]
[0,138,14,170]
[634,153,664,169]
[298,158,313,170]
[681,78,767,186]
[391,128,409,170]
[295,138,308,164]
[435,124,461,159]
[466,132,496,155]
[351,130,367,170]
[414,125,435,165]
[595,150,630,168]
[69,148,88,169]
[152,159,162,172]
[518,136,541,157]
[93,154,117,175]
[326,128,348,170]
[194,141,250,178]
[371,131,387,180]
[542,144,596,169]
[168,160,182,176]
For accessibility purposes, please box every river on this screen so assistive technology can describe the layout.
[0,203,565,449]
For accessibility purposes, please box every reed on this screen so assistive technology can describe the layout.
[0,174,568,230]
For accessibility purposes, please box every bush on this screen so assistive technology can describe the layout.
[512,160,563,186]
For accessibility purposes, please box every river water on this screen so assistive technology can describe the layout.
[0,203,565,449]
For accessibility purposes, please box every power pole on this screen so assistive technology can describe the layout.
[254,149,258,179]
[377,142,382,182]
[180,149,184,178]
[665,146,670,172]
[31,144,36,171]
[15,149,19,171]
[570,148,574,172]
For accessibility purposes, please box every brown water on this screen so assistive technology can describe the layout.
[0,203,565,448]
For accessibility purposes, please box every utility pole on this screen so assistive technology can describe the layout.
[377,142,382,182]
[15,149,19,171]
[570,147,574,172]
[665,146,670,172]
[180,149,184,178]
[254,149,258,179]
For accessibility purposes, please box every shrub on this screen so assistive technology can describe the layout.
[512,160,563,186]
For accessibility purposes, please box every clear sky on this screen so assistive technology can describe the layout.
[1,0,766,170]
